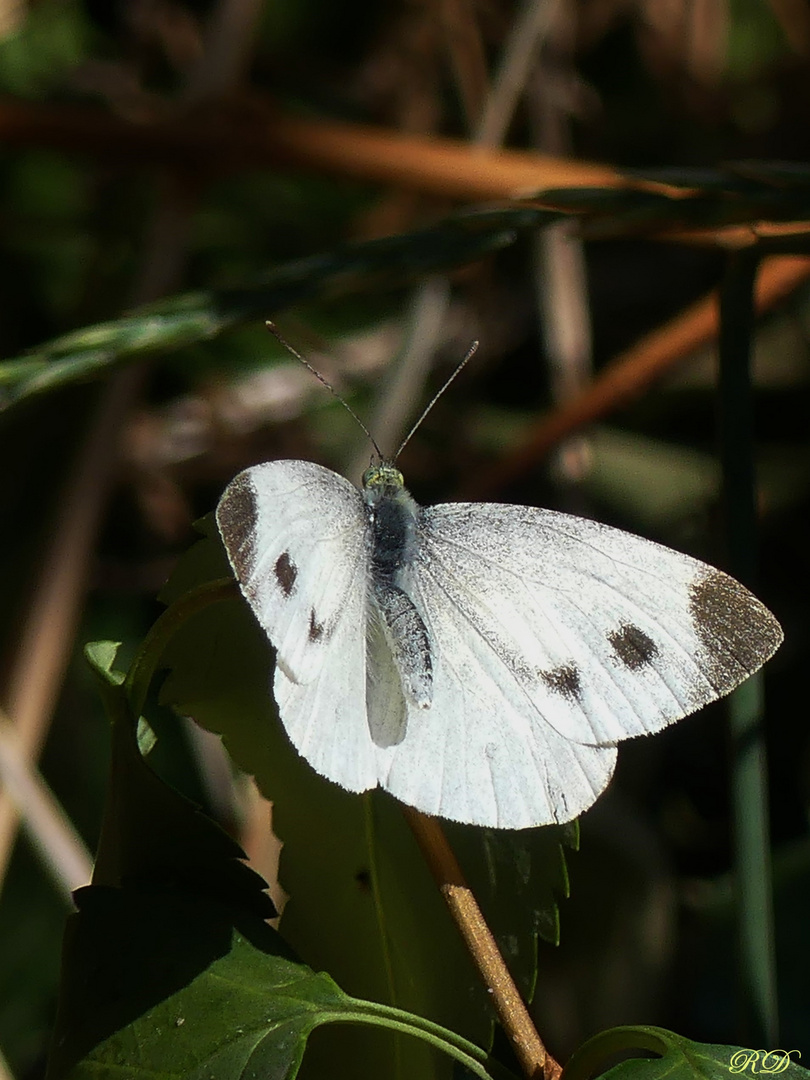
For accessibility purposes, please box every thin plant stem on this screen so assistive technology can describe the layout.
[0,366,143,892]
[351,0,567,481]
[475,0,562,148]
[403,806,561,1080]
[0,709,93,904]
[345,277,453,476]
[440,0,489,129]
[527,0,594,490]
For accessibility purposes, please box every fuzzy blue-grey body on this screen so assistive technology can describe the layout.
[363,462,433,709]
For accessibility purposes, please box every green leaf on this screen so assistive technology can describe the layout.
[84,640,125,687]
[47,885,494,1080]
[535,171,810,239]
[0,204,559,410]
[563,1025,809,1080]
[70,622,498,1080]
[84,636,274,919]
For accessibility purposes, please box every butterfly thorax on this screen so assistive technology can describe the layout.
[362,462,419,580]
[362,461,432,708]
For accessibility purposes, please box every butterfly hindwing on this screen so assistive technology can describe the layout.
[374,567,619,827]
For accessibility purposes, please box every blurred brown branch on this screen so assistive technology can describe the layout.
[1,96,808,246]
[0,95,635,198]
[664,221,810,249]
[466,253,810,498]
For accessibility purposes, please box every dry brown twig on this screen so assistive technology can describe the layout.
[404,807,562,1080]
[0,367,144,894]
[440,0,490,129]
[0,95,631,197]
[0,709,92,905]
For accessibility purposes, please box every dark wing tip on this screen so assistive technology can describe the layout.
[216,472,259,582]
[689,570,783,694]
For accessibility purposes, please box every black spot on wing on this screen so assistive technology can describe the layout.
[541,663,582,701]
[308,609,325,642]
[216,473,258,581]
[689,570,783,693]
[608,624,658,670]
[275,551,298,597]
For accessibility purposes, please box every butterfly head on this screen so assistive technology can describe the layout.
[362,461,406,502]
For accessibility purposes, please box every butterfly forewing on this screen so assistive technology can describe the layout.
[217,461,379,791]
[412,502,782,748]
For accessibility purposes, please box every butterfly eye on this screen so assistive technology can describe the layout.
[363,464,404,490]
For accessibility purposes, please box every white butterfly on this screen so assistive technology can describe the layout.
[216,453,782,830]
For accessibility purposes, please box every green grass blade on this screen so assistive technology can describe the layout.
[718,249,778,1045]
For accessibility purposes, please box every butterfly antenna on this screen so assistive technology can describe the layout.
[394,340,479,461]
[266,321,384,460]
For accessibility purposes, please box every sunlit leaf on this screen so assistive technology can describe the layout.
[563,1025,809,1080]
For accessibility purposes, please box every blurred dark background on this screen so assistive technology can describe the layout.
[0,0,808,1076]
